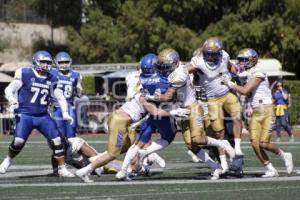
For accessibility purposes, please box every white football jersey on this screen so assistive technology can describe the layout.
[125,70,141,101]
[121,93,145,122]
[168,63,196,107]
[190,50,231,98]
[247,66,272,108]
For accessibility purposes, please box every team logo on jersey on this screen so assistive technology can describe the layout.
[46,81,51,85]
[70,78,75,82]
[31,78,35,82]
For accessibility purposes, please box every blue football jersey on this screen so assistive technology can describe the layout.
[140,73,169,96]
[50,68,81,106]
[16,67,58,115]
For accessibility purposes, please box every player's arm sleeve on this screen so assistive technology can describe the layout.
[53,88,69,113]
[76,74,83,97]
[4,69,23,102]
[138,94,171,117]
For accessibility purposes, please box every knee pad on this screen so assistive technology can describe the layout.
[68,137,86,154]
[9,137,25,154]
[49,137,65,158]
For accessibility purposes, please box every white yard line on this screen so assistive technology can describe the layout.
[0,141,299,144]
[3,185,300,200]
[1,175,300,188]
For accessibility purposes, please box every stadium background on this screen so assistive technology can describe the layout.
[0,1,300,199]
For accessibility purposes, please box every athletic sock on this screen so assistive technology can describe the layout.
[144,139,169,154]
[206,136,224,148]
[121,144,140,172]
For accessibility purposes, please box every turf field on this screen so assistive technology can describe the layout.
[0,133,300,200]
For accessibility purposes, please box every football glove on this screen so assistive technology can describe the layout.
[169,108,190,119]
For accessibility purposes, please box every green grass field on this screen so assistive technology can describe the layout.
[0,133,300,200]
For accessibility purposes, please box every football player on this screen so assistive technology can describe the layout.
[51,52,103,175]
[0,50,74,177]
[141,48,235,179]
[221,48,294,177]
[75,77,189,182]
[187,37,242,173]
[116,53,182,180]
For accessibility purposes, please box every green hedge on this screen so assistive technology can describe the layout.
[283,80,300,126]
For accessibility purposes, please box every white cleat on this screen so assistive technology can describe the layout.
[211,168,222,180]
[283,152,294,174]
[235,149,244,157]
[222,140,235,159]
[58,166,75,178]
[116,170,126,180]
[94,167,103,176]
[75,169,94,183]
[0,157,12,174]
[221,161,229,174]
[152,153,166,168]
[187,150,202,163]
[262,169,279,178]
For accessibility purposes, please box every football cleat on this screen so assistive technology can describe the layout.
[230,155,244,178]
[262,169,279,178]
[75,169,94,183]
[94,167,104,176]
[187,150,202,163]
[150,153,166,168]
[141,165,152,177]
[0,157,12,174]
[283,152,294,174]
[235,148,244,157]
[116,170,132,181]
[58,165,75,178]
[211,168,222,180]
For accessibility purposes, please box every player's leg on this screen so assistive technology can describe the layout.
[116,120,154,180]
[38,114,74,177]
[188,102,223,179]
[224,92,243,156]
[0,114,32,174]
[138,116,175,163]
[76,113,131,182]
[259,106,293,174]
[207,98,232,173]
[250,106,279,177]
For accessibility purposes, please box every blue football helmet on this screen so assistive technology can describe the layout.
[156,48,179,76]
[140,53,157,76]
[32,50,53,73]
[54,51,72,73]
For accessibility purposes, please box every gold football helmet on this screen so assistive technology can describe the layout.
[237,48,258,71]
[156,48,180,76]
[202,37,222,65]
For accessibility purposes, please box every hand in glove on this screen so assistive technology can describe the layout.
[62,112,74,125]
[8,100,19,113]
[221,74,236,89]
[170,108,190,119]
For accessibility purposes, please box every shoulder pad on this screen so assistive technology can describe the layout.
[168,67,187,88]
[250,67,265,79]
